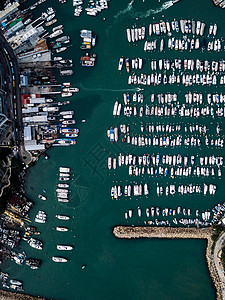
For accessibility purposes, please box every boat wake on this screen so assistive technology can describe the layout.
[80,83,142,92]
[135,0,175,18]
[114,0,175,20]
[114,0,135,20]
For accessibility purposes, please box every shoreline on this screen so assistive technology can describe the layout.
[113,226,223,300]
[0,290,47,300]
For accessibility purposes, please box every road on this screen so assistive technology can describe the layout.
[0,31,32,164]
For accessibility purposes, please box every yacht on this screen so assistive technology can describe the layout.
[57,183,69,188]
[118,58,124,71]
[56,227,69,232]
[38,194,46,200]
[56,215,70,220]
[52,256,68,262]
[28,238,43,250]
[57,245,73,250]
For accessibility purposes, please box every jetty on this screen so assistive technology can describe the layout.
[113,226,225,300]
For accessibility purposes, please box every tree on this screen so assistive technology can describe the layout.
[0,1,7,11]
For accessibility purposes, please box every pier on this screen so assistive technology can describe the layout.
[113,226,225,300]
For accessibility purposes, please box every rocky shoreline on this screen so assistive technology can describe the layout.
[113,226,223,300]
[0,290,47,300]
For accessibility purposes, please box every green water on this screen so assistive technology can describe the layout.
[4,0,225,298]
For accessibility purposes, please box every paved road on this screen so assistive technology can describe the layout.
[0,31,32,164]
[214,232,225,300]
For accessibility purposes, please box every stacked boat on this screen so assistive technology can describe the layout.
[35,211,47,223]
[57,167,71,201]
[80,29,96,50]
[85,0,110,17]
[126,27,146,43]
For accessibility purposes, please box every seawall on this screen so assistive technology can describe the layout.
[113,226,222,300]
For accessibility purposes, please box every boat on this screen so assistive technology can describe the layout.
[46,13,55,22]
[61,92,72,97]
[56,227,69,232]
[118,58,124,71]
[49,29,63,38]
[56,47,67,53]
[62,119,76,125]
[59,166,70,173]
[125,58,129,73]
[56,215,70,220]
[92,35,96,47]
[56,36,70,43]
[60,70,73,76]
[57,245,73,250]
[10,280,22,286]
[52,256,68,262]
[38,194,46,200]
[80,53,97,67]
[26,258,42,269]
[28,238,43,250]
[45,19,57,26]
[126,28,131,42]
[53,25,63,32]
[10,284,23,291]
[59,176,70,181]
[63,88,79,92]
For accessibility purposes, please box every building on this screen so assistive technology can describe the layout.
[0,2,20,24]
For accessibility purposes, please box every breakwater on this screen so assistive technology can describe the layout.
[113,226,223,300]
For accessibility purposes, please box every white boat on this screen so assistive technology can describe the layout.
[28,238,43,250]
[127,28,131,42]
[56,47,67,53]
[57,245,73,250]
[59,168,70,174]
[38,194,46,200]
[56,227,69,232]
[49,29,63,38]
[10,280,22,286]
[56,215,70,220]
[118,58,124,71]
[61,92,72,97]
[57,183,69,188]
[52,256,68,262]
[63,88,79,93]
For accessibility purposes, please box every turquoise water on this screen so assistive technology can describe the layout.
[4,0,225,298]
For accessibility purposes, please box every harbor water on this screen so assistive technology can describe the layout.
[4,0,225,298]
